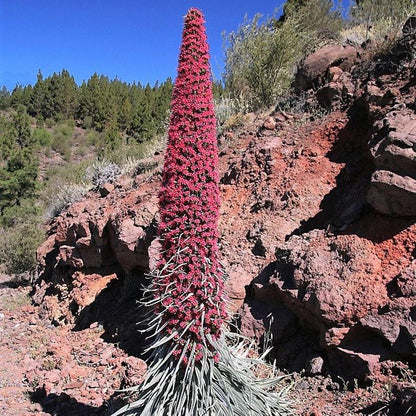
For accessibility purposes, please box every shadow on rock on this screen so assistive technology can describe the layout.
[289,112,374,239]
[289,104,416,243]
[240,262,324,374]
[73,268,148,358]
[30,387,124,416]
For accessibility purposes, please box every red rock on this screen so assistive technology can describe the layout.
[43,381,54,393]
[87,380,99,388]
[28,316,37,325]
[148,237,162,271]
[69,365,89,380]
[324,327,349,346]
[295,44,358,91]
[328,66,343,81]
[31,36,416,389]
[122,356,147,387]
[58,245,84,268]
[64,380,84,389]
[273,112,288,123]
[366,82,384,104]
[224,265,252,312]
[367,170,416,217]
[36,234,56,267]
[263,116,276,130]
[71,272,117,308]
[99,182,114,197]
[45,369,61,384]
[100,346,114,361]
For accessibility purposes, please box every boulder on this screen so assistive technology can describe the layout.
[316,72,355,109]
[295,44,358,92]
[33,184,158,325]
[367,109,416,216]
[367,170,416,217]
[369,109,416,180]
[239,229,415,380]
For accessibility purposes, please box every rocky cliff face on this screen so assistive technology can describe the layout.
[34,30,416,395]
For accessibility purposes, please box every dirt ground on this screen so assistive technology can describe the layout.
[0,272,145,416]
[1,271,415,416]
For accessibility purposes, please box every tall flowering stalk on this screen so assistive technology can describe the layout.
[113,8,292,416]
[156,7,227,365]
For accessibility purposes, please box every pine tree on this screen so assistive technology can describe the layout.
[0,106,38,215]
[112,9,291,416]
[57,69,78,120]
[30,70,45,118]
[10,85,33,109]
[13,105,33,148]
[118,96,133,131]
[0,86,11,110]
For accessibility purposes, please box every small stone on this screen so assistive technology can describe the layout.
[100,183,114,197]
[263,116,276,130]
[325,327,349,346]
[273,112,287,123]
[88,380,99,388]
[306,356,324,375]
[45,369,61,384]
[64,380,84,389]
[328,66,343,82]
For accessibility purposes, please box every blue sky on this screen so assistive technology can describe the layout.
[0,1,351,90]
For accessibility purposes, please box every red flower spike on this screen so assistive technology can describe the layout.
[156,8,227,365]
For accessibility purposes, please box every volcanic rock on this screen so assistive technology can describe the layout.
[34,183,158,332]
[367,170,416,217]
[367,109,416,216]
[240,227,416,379]
[295,44,359,92]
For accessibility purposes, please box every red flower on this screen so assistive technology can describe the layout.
[155,7,227,365]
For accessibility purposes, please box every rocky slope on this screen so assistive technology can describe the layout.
[30,25,416,415]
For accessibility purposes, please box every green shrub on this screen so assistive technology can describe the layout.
[45,118,54,128]
[54,124,74,140]
[0,201,44,275]
[223,14,295,109]
[99,134,166,166]
[85,129,102,147]
[75,143,88,157]
[349,0,416,40]
[85,159,121,188]
[32,127,52,147]
[47,183,89,217]
[0,198,40,228]
[41,159,93,217]
[44,159,91,185]
[0,223,43,275]
[82,115,94,130]
[51,124,74,161]
[215,95,250,135]
[223,0,343,110]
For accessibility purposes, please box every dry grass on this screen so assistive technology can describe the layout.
[0,290,31,312]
